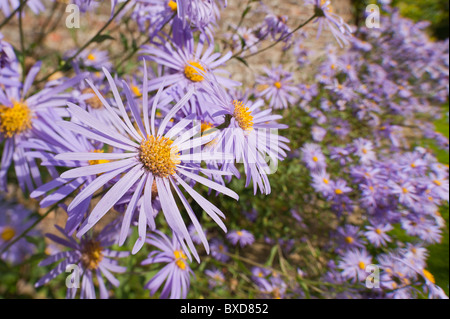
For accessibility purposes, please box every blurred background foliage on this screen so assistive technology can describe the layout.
[352,0,449,39]
[392,0,449,39]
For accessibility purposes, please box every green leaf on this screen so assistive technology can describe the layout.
[235,56,249,68]
[120,33,129,51]
[92,34,115,44]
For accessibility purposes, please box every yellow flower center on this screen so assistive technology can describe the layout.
[81,240,104,270]
[274,82,282,89]
[233,100,254,131]
[320,0,333,13]
[323,178,329,184]
[174,249,187,270]
[402,188,409,194]
[422,269,435,284]
[358,261,366,270]
[335,189,343,195]
[375,228,382,235]
[139,135,180,178]
[184,61,206,82]
[312,156,319,162]
[1,227,15,241]
[131,85,141,97]
[88,150,110,166]
[87,54,96,61]
[236,231,243,237]
[345,236,354,244]
[168,0,177,11]
[433,180,442,186]
[0,101,33,138]
[201,122,214,134]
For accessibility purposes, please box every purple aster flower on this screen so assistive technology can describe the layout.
[71,0,118,17]
[244,208,258,222]
[329,146,352,166]
[251,266,271,283]
[310,170,333,196]
[426,172,449,201]
[364,223,393,247]
[226,229,255,248]
[0,62,84,193]
[35,222,129,299]
[188,224,207,245]
[205,268,225,288]
[54,65,238,258]
[72,49,113,70]
[177,0,225,32]
[0,196,38,265]
[0,32,20,88]
[389,180,419,208]
[330,179,352,199]
[301,143,326,172]
[311,125,327,142]
[200,76,290,195]
[257,14,292,47]
[336,225,364,250]
[141,33,239,91]
[338,248,372,283]
[293,32,312,66]
[330,118,350,138]
[353,138,377,164]
[298,83,318,102]
[25,109,119,235]
[255,65,299,109]
[229,26,259,55]
[142,230,194,299]
[255,274,287,299]
[307,0,353,47]
[129,0,178,36]
[403,243,428,270]
[210,238,230,262]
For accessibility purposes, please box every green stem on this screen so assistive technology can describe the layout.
[116,13,176,73]
[0,0,29,30]
[37,0,131,84]
[233,14,317,60]
[0,203,59,255]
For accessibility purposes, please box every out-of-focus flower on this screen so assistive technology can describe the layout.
[142,230,194,299]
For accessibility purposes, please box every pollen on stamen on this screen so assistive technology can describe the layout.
[80,240,104,270]
[233,100,254,131]
[422,269,436,284]
[1,226,15,241]
[184,61,206,82]
[88,150,110,166]
[0,101,33,138]
[139,135,181,178]
[174,249,188,270]
[168,0,177,11]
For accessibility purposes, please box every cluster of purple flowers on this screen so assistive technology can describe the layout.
[0,0,447,300]
[298,8,449,298]
[0,0,297,299]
